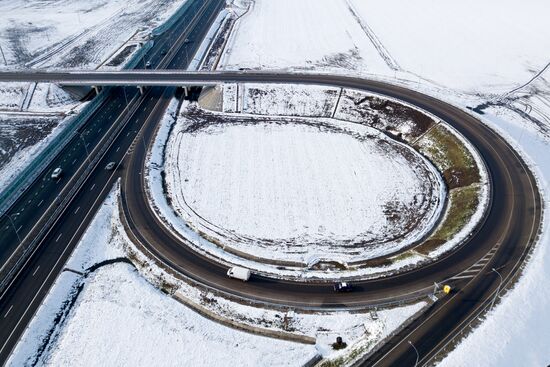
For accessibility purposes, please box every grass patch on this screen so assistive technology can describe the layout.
[390,250,416,263]
[416,124,480,189]
[416,185,480,255]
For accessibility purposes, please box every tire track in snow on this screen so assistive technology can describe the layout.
[345,0,401,71]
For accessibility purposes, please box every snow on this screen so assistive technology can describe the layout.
[8,186,125,366]
[9,182,430,366]
[149,82,492,279]
[350,0,550,94]
[165,111,444,264]
[438,103,550,367]
[222,0,550,95]
[220,1,550,362]
[0,0,187,69]
[43,264,318,367]
[220,0,390,74]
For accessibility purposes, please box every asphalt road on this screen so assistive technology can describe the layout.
[0,18,543,367]
[118,74,541,365]
[0,0,224,364]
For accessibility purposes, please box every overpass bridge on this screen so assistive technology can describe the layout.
[0,70,290,87]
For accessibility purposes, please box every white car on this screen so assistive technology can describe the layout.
[51,167,62,180]
[227,267,251,281]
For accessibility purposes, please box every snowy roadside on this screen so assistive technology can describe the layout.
[0,0,192,193]
[219,0,550,363]
[146,82,487,282]
[8,182,430,366]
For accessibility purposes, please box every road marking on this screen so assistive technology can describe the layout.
[17,226,22,232]
[72,159,77,165]
[116,147,120,152]
[55,233,62,242]
[90,184,96,191]
[37,200,44,207]
[32,266,40,276]
[450,275,475,280]
[4,305,13,318]
[74,206,80,214]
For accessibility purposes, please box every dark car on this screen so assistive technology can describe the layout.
[105,162,117,170]
[160,49,168,56]
[333,282,353,292]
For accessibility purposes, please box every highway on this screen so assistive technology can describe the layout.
[0,0,224,363]
[0,18,543,367]
[118,73,541,364]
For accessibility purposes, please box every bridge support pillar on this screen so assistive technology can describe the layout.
[138,86,145,95]
[92,86,101,96]
[183,86,189,97]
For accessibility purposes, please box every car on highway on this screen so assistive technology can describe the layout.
[105,162,117,170]
[145,61,152,68]
[51,167,62,180]
[334,282,353,292]
[227,266,251,281]
[160,49,168,56]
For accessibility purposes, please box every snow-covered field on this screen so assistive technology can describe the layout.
[0,0,185,69]
[438,94,550,366]
[165,111,443,264]
[9,185,429,366]
[221,0,550,95]
[220,0,550,364]
[0,0,189,194]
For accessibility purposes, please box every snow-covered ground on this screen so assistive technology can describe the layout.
[439,96,550,366]
[9,184,429,366]
[220,0,550,363]
[0,0,190,194]
[350,0,550,94]
[0,0,185,69]
[165,110,443,264]
[222,0,550,95]
[149,83,488,280]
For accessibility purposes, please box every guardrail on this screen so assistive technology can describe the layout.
[0,89,142,296]
[0,0,197,217]
[152,0,194,37]
[0,88,110,218]
[0,0,203,289]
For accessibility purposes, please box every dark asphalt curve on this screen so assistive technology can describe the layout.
[0,0,225,364]
[0,69,542,367]
[116,73,542,366]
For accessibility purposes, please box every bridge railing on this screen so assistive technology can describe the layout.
[0,0,194,216]
[0,88,110,218]
[152,0,194,37]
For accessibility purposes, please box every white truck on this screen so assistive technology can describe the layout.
[227,266,251,281]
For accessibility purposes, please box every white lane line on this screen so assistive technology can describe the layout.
[451,275,475,280]
[116,147,120,152]
[72,159,77,165]
[4,305,13,318]
[37,200,44,207]
[17,226,22,232]
[32,266,40,276]
[74,206,80,214]
[55,233,62,242]
[90,184,96,191]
